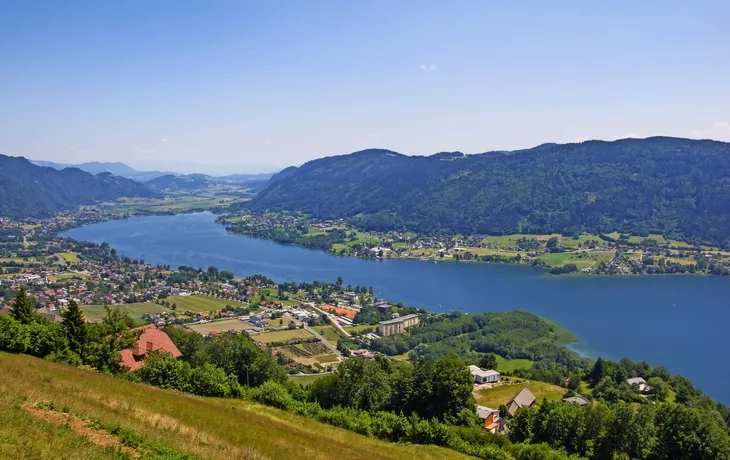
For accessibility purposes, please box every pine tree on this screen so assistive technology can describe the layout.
[11,286,35,324]
[61,300,87,356]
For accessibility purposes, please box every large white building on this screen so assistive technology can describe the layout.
[378,314,419,337]
[469,365,501,384]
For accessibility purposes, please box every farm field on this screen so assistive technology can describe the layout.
[256,329,313,343]
[0,352,468,460]
[461,247,519,258]
[186,318,253,335]
[538,250,613,269]
[81,302,166,322]
[475,377,567,408]
[167,294,244,313]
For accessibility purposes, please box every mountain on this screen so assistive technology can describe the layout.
[0,155,156,217]
[31,160,174,182]
[144,173,212,192]
[250,137,730,246]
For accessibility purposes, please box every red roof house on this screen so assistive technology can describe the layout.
[119,325,182,371]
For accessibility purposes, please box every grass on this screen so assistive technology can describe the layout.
[288,373,329,387]
[268,317,294,327]
[256,329,313,343]
[475,377,567,408]
[57,252,80,263]
[344,324,377,335]
[462,248,519,258]
[81,302,166,322]
[0,352,469,460]
[495,356,534,373]
[316,325,343,345]
[186,318,254,335]
[168,295,244,314]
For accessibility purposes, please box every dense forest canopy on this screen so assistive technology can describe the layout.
[0,154,156,217]
[250,137,730,246]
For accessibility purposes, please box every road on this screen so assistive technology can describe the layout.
[308,304,352,337]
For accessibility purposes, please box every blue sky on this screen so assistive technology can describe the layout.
[1,1,728,174]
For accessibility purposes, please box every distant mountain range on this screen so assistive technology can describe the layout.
[30,160,175,182]
[250,137,730,246]
[1,155,156,217]
[144,173,273,193]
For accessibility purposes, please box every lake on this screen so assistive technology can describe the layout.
[63,212,730,403]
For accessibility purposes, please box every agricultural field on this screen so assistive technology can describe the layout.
[277,341,340,367]
[460,247,519,258]
[167,294,244,314]
[0,352,467,460]
[538,250,613,269]
[256,329,313,344]
[81,302,167,322]
[268,317,294,327]
[186,318,253,335]
[475,377,567,408]
[480,233,561,247]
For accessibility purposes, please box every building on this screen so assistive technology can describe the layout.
[469,365,500,384]
[373,300,393,315]
[378,314,419,337]
[476,405,501,433]
[563,396,589,406]
[119,325,182,371]
[627,377,651,392]
[506,387,536,417]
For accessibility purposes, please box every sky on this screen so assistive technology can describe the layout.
[1,1,729,174]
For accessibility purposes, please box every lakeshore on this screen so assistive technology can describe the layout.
[62,211,730,403]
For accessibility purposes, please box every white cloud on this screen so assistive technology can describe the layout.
[159,137,170,143]
[689,122,730,141]
[419,63,437,72]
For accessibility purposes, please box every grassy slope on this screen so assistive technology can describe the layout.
[495,356,534,373]
[168,295,245,313]
[0,352,471,460]
[81,302,167,322]
[475,377,567,408]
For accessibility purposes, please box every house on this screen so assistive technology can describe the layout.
[373,301,392,315]
[563,396,589,406]
[627,377,651,392]
[506,387,536,417]
[469,365,500,384]
[476,405,501,433]
[119,325,182,371]
[378,314,419,337]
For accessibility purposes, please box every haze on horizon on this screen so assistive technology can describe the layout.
[1,1,729,175]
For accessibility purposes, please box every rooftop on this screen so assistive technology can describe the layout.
[379,314,418,326]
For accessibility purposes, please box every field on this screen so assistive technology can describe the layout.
[316,325,344,345]
[496,356,534,373]
[0,352,468,460]
[288,373,329,387]
[167,294,244,314]
[57,252,80,263]
[81,302,166,322]
[344,324,377,335]
[186,318,253,335]
[277,343,339,367]
[537,250,614,269]
[475,377,567,408]
[256,329,313,343]
[461,247,519,258]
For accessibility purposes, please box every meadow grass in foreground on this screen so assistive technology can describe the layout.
[0,352,471,460]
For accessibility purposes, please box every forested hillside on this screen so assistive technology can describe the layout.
[250,138,730,246]
[0,154,155,217]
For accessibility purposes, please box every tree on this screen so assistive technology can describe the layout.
[413,355,475,423]
[478,353,498,370]
[336,276,344,288]
[11,287,35,324]
[171,302,177,311]
[61,300,87,356]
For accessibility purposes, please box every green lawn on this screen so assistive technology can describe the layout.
[317,325,344,345]
[475,377,567,408]
[167,294,244,314]
[186,318,253,335]
[81,302,166,322]
[57,252,80,263]
[344,324,377,335]
[496,356,534,373]
[288,373,329,387]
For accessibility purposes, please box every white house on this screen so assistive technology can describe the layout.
[627,377,651,392]
[469,365,500,384]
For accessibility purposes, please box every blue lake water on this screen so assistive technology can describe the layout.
[62,212,730,403]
